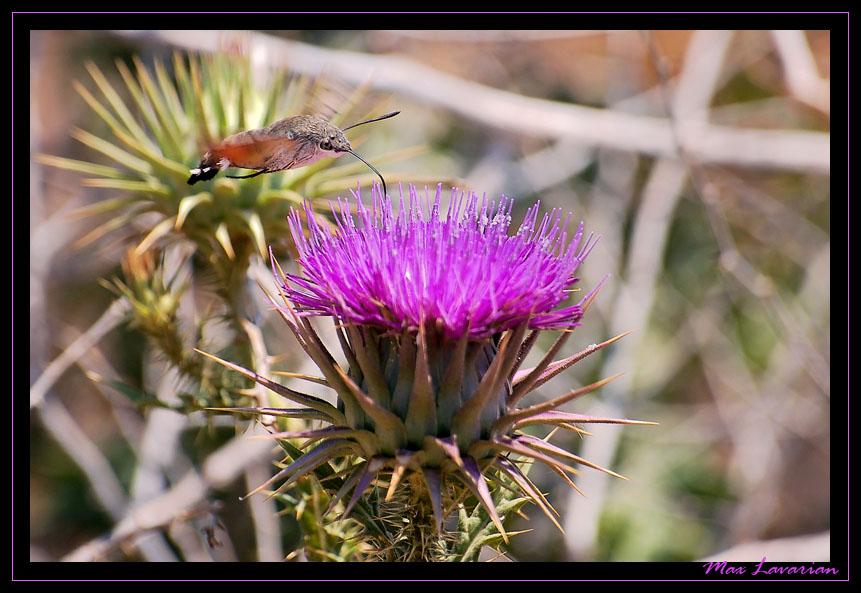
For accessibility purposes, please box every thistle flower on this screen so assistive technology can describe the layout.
[203,183,653,561]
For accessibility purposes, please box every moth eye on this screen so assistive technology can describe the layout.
[320,140,332,150]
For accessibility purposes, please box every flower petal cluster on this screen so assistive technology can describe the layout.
[202,183,652,558]
[284,184,599,340]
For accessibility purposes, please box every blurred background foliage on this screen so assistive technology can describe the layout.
[29,29,831,564]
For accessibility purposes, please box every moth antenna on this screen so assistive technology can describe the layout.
[341,111,400,132]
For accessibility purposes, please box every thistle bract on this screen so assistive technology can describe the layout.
[204,183,652,560]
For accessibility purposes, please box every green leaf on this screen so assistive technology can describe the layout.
[260,69,289,128]
[135,216,177,254]
[85,61,157,153]
[148,56,188,151]
[35,154,126,179]
[154,56,188,132]
[71,127,152,175]
[75,212,139,248]
[257,188,306,207]
[175,193,213,229]
[214,222,235,260]
[172,52,197,124]
[67,196,142,219]
[132,56,186,160]
[81,178,172,196]
[88,373,174,410]
[115,58,172,159]
[244,211,268,260]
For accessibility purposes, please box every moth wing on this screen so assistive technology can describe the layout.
[210,132,305,172]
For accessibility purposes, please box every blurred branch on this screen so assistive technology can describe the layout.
[29,297,131,409]
[245,461,285,562]
[650,28,830,399]
[699,530,830,562]
[62,425,277,562]
[661,36,831,397]
[770,30,830,116]
[379,30,614,42]
[241,316,277,426]
[563,30,735,560]
[112,30,829,174]
[714,231,830,394]
[690,305,789,540]
[37,395,130,522]
[240,312,285,561]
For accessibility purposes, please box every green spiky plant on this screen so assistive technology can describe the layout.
[38,52,423,560]
[38,52,413,412]
[200,184,655,561]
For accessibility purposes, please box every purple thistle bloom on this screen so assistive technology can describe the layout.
[283,183,600,341]
[200,181,651,559]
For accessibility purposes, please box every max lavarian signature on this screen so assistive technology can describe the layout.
[704,558,839,577]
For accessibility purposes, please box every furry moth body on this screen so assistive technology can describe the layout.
[187,111,399,196]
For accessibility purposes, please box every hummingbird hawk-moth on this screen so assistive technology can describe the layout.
[187,111,399,196]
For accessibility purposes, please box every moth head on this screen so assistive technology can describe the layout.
[319,125,351,157]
